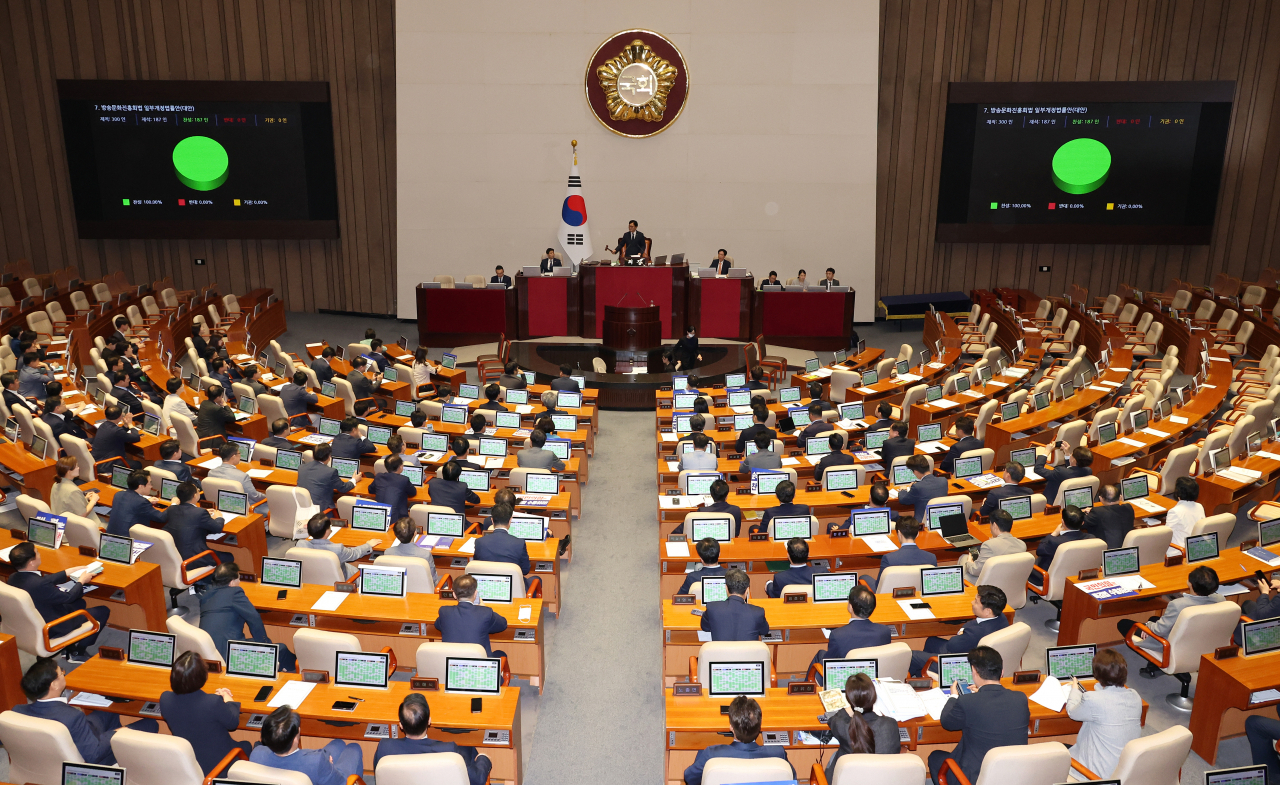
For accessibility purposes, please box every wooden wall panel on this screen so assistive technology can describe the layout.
[878,0,1280,302]
[0,0,396,315]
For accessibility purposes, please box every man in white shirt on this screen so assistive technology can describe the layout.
[1164,475,1204,548]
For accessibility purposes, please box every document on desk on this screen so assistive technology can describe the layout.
[927,362,947,369]
[838,419,868,430]
[874,679,930,721]
[515,405,534,414]
[198,456,223,470]
[919,688,952,721]
[780,457,800,467]
[0,545,15,563]
[697,631,713,642]
[268,681,317,709]
[861,535,898,553]
[1130,497,1165,515]
[1118,438,1147,448]
[896,373,923,383]
[916,441,946,454]
[986,381,1008,389]
[856,387,878,395]
[1087,385,1111,392]
[1003,367,1030,379]
[665,541,691,558]
[311,591,349,612]
[1141,428,1172,439]
[1218,582,1251,597]
[1099,380,1123,387]
[810,368,833,378]
[1022,468,1041,482]
[930,399,962,410]
[660,495,705,509]
[1169,415,1190,425]
[1218,467,1262,484]
[1029,676,1067,712]
[457,537,477,554]
[731,406,753,415]
[1250,689,1280,705]
[968,474,1004,489]
[246,469,273,479]
[661,433,677,442]
[69,692,114,708]
[299,434,333,445]
[666,461,679,472]
[897,598,935,620]
[1257,451,1280,462]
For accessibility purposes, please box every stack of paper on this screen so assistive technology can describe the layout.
[661,433,677,442]
[1169,415,1190,425]
[780,457,801,466]
[1130,498,1164,515]
[300,434,333,445]
[968,474,1004,489]
[1218,467,1261,484]
[311,591,349,611]
[931,398,962,409]
[457,538,477,554]
[1250,689,1280,704]
[862,535,898,553]
[873,679,930,721]
[1256,451,1280,462]
[731,406,753,414]
[810,368,833,378]
[927,362,947,369]
[856,386,878,395]
[896,373,923,383]
[1141,428,1172,439]
[199,457,223,469]
[917,441,946,453]
[918,688,952,720]
[246,468,273,479]
[69,692,114,708]
[515,404,534,414]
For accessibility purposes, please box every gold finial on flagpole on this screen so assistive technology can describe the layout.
[572,139,578,165]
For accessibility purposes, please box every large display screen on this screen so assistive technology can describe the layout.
[936,81,1233,243]
[58,80,338,239]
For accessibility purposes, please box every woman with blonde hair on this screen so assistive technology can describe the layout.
[50,455,102,525]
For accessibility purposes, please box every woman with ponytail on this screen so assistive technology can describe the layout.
[824,672,901,779]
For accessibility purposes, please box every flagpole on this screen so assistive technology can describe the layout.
[572,139,577,165]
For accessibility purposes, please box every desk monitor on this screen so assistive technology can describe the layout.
[953,456,983,480]
[725,373,747,388]
[708,661,765,697]
[159,477,181,501]
[1211,447,1232,473]
[1007,448,1036,469]
[834,349,848,364]
[98,533,134,565]
[524,473,558,495]
[261,557,303,588]
[673,414,694,434]
[558,391,583,409]
[127,629,175,668]
[1156,397,1172,421]
[805,438,833,457]
[458,469,491,492]
[62,762,123,785]
[727,389,751,407]
[472,573,513,603]
[851,507,891,536]
[508,514,548,542]
[551,414,578,432]
[1187,531,1219,564]
[921,565,965,596]
[778,387,801,404]
[445,656,503,695]
[1000,402,1020,421]
[366,425,392,446]
[479,437,506,457]
[571,375,586,390]
[805,358,821,374]
[2,417,16,443]
[335,651,390,689]
[441,405,469,424]
[977,365,994,383]
[925,384,944,403]
[382,365,398,383]
[1062,486,1094,510]
[862,370,879,385]
[495,411,522,429]
[27,517,58,549]
[998,494,1032,521]
[1060,381,1075,400]
[690,516,732,543]
[672,375,689,391]
[891,464,916,486]
[351,504,390,533]
[1033,391,1051,411]
[1241,618,1280,657]
[1205,765,1268,785]
[395,399,417,417]
[733,413,755,430]
[237,395,257,416]
[822,658,877,689]
[421,433,449,453]
[28,432,50,461]
[110,464,132,490]
[955,375,972,393]
[141,412,162,436]
[1046,644,1097,680]
[751,470,788,496]
[94,386,108,406]
[772,516,811,540]
[1248,430,1264,457]
[1131,409,1150,432]
[320,381,338,398]
[1097,421,1117,445]
[839,402,864,422]
[545,439,571,460]
[1121,474,1149,501]
[505,389,528,405]
[685,473,721,497]
[825,468,859,492]
[895,360,910,377]
[522,370,536,384]
[673,392,698,409]
[441,353,458,370]
[865,430,890,451]
[226,640,279,676]
[812,572,860,603]
[216,489,248,517]
[227,437,254,463]
[275,449,303,471]
[427,512,466,538]
[701,575,729,603]
[917,423,943,442]
[789,407,812,427]
[1259,518,1280,548]
[359,565,406,597]
[331,457,360,480]
[926,503,966,531]
[938,653,972,686]
[318,416,342,436]
[1102,547,1140,578]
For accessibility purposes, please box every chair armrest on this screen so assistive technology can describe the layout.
[181,550,217,585]
[1026,566,1049,596]
[43,608,101,652]
[1069,759,1102,781]
[1124,621,1171,668]
[379,646,398,676]
[346,777,367,785]
[249,497,268,512]
[689,655,699,684]
[435,574,453,595]
[464,521,482,537]
[203,748,249,785]
[810,762,830,785]
[527,576,543,598]
[497,655,512,686]
[938,757,972,785]
[805,662,823,684]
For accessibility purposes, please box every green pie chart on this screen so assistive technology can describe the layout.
[172,136,229,191]
[1051,138,1110,194]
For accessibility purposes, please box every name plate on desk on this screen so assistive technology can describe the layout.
[1215,645,1240,660]
[333,582,357,593]
[673,683,703,697]
[1013,670,1042,684]
[672,594,696,605]
[1165,553,1185,567]
[1078,568,1100,581]
[238,572,257,583]
[830,529,849,538]
[410,677,439,691]
[99,646,124,661]
[301,670,329,684]
[205,659,223,673]
[749,532,769,542]
[893,587,916,598]
[787,682,817,695]
[783,592,808,604]
[79,546,97,557]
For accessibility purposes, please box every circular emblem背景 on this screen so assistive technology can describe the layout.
[1051,138,1111,195]
[173,136,230,191]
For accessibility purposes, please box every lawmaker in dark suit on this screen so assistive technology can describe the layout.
[279,371,318,419]
[376,694,492,785]
[678,538,728,595]
[795,401,834,447]
[734,405,776,454]
[477,383,508,411]
[154,440,196,485]
[310,347,337,384]
[7,542,109,658]
[106,469,169,537]
[708,249,732,276]
[1082,484,1135,548]
[909,586,1010,677]
[867,402,895,432]
[755,480,811,535]
[298,445,355,511]
[165,482,225,570]
[161,652,252,773]
[371,455,414,520]
[91,404,141,469]
[346,355,381,401]
[14,659,157,764]
[683,697,793,785]
[260,419,295,451]
[549,364,579,392]
[427,460,481,516]
[1031,505,1094,587]
[929,646,1029,785]
[498,362,526,390]
[809,585,892,679]
[872,516,937,590]
[489,266,512,288]
[766,538,819,598]
[897,454,948,520]
[701,569,770,641]
[41,402,87,442]
[940,416,983,474]
[978,463,1029,517]
[435,575,508,657]
[332,416,376,459]
[703,480,745,537]
[611,220,648,261]
[200,563,297,671]
[1037,444,1094,505]
[879,422,916,467]
[538,249,562,274]
[474,503,532,576]
[195,387,236,441]
[814,433,856,481]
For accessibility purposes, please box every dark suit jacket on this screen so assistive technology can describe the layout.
[160,689,243,773]
[3,389,36,415]
[826,617,894,659]
[195,399,235,439]
[477,400,508,411]
[797,420,835,448]
[260,436,294,450]
[1037,458,1091,505]
[549,376,579,392]
[8,570,90,637]
[678,565,727,595]
[192,334,214,361]
[91,419,140,462]
[619,230,647,257]
[708,258,732,275]
[933,614,1011,656]
[978,484,1030,518]
[701,595,770,641]
[279,383,317,417]
[539,257,562,274]
[734,424,777,454]
[1083,504,1135,549]
[814,450,855,481]
[13,700,117,764]
[199,584,274,660]
[867,417,894,432]
[371,471,414,520]
[106,488,169,536]
[474,528,531,575]
[683,740,792,785]
[42,410,85,442]
[1035,529,1094,574]
[427,477,480,516]
[331,432,375,460]
[759,502,811,534]
[767,563,818,598]
[938,683,1030,785]
[310,357,335,384]
[897,473,948,520]
[297,461,354,509]
[880,436,916,467]
[703,500,744,536]
[375,736,491,785]
[941,436,984,474]
[347,369,376,401]
[497,373,526,390]
[876,542,937,584]
[154,458,195,486]
[489,275,512,288]
[165,502,224,562]
[435,601,508,655]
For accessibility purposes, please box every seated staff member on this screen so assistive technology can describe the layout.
[477,383,507,412]
[154,439,198,485]
[538,248,562,274]
[8,542,107,662]
[708,249,731,275]
[366,339,392,373]
[734,406,775,453]
[808,585,892,676]
[106,469,169,536]
[200,562,297,671]
[753,480,810,535]
[1120,565,1224,677]
[92,403,141,470]
[818,267,840,289]
[50,456,102,526]
[739,432,782,472]
[428,459,481,515]
[683,696,793,785]
[298,443,355,512]
[679,432,718,471]
[814,432,855,480]
[279,370,317,422]
[498,361,526,390]
[310,346,337,384]
[677,538,726,595]
[1030,505,1093,587]
[375,694,493,785]
[1082,483,1135,548]
[978,462,1028,517]
[908,585,1010,677]
[371,454,414,519]
[435,574,508,658]
[166,482,226,569]
[828,483,890,534]
[296,513,379,579]
[897,454,947,520]
[195,385,236,442]
[410,347,439,397]
[940,416,982,474]
[385,517,438,584]
[759,271,781,289]
[466,413,488,440]
[331,416,376,459]
[489,265,511,287]
[1037,444,1094,506]
[14,659,157,764]
[250,706,363,785]
[701,569,769,641]
[473,503,535,589]
[959,510,1025,580]
[929,646,1029,785]
[677,413,709,451]
[260,418,295,450]
[240,364,268,396]
[794,270,808,286]
[766,538,817,598]
[161,652,253,773]
[361,328,377,346]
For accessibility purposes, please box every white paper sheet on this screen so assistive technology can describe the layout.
[917,441,946,453]
[897,598,935,620]
[458,537,477,554]
[311,591,349,612]
[268,681,317,709]
[874,679,930,721]
[1118,438,1147,448]
[862,535,899,552]
[246,469,273,478]
[781,457,800,466]
[1169,416,1190,425]
[665,541,691,558]
[918,688,952,720]
[1029,676,1067,712]
[69,692,114,708]
[199,457,223,469]
[1130,498,1165,514]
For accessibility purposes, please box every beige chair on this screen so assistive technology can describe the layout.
[838,641,913,682]
[415,641,489,685]
[766,514,819,540]
[1124,596,1240,710]
[294,628,361,673]
[1053,475,1099,508]
[701,758,794,785]
[16,493,52,520]
[285,546,346,585]
[133,525,215,599]
[227,760,314,785]
[961,323,996,356]
[376,752,472,785]
[22,277,40,297]
[374,554,435,593]
[267,485,318,540]
[0,287,14,308]
[1028,538,1106,631]
[1079,724,1192,784]
[1122,526,1173,566]
[465,560,534,600]
[1183,513,1235,551]
[0,710,84,784]
[974,552,1035,610]
[829,369,861,403]
[462,274,487,288]
[333,377,360,416]
[167,614,224,662]
[876,565,927,595]
[938,741,1070,785]
[63,513,101,550]
[92,282,111,303]
[111,728,230,785]
[979,621,1030,676]
[0,581,100,657]
[817,754,927,785]
[433,275,456,288]
[693,641,775,689]
[1044,321,1080,355]
[821,464,867,491]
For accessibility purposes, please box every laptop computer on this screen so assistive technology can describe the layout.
[938,513,980,548]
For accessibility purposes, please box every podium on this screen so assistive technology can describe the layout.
[603,305,660,350]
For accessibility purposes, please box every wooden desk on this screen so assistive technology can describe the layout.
[687,274,753,341]
[0,634,23,712]
[1188,650,1280,764]
[63,655,524,782]
[580,262,687,340]
[242,583,547,692]
[751,289,856,352]
[788,347,886,392]
[0,440,58,501]
[1195,436,1280,517]
[416,283,518,348]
